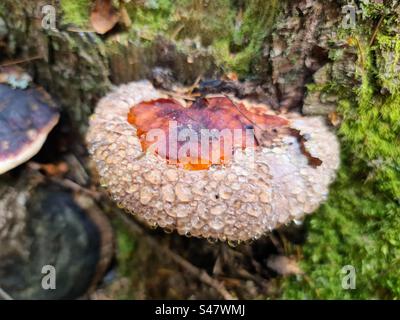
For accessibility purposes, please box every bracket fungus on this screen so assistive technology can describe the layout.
[0,84,59,175]
[0,176,113,299]
[87,81,340,242]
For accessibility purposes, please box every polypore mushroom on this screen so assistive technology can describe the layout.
[0,84,59,175]
[87,81,340,242]
[0,175,113,299]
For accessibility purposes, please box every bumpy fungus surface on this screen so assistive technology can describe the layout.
[87,81,340,241]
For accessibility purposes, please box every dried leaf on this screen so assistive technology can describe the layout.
[119,5,132,28]
[29,162,69,176]
[328,111,341,127]
[90,0,120,35]
[266,255,303,276]
[225,72,238,81]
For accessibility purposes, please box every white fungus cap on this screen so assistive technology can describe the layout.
[86,81,340,242]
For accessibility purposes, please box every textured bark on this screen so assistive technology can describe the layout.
[1,0,349,132]
[1,0,221,136]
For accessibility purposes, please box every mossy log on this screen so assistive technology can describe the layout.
[1,0,345,133]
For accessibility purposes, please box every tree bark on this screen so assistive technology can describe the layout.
[1,0,348,133]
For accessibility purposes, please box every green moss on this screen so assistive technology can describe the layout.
[214,0,280,75]
[306,83,330,94]
[0,3,5,17]
[338,34,400,201]
[282,4,400,299]
[170,0,235,46]
[107,218,140,300]
[339,92,400,200]
[282,162,400,299]
[59,0,280,77]
[60,0,91,27]
[359,0,387,19]
[125,0,174,37]
[115,220,137,278]
[328,47,345,61]
[376,34,400,94]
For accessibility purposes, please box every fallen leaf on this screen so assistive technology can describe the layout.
[186,55,194,64]
[90,0,120,34]
[28,161,69,176]
[266,255,303,276]
[119,5,132,28]
[328,111,342,127]
[225,72,238,81]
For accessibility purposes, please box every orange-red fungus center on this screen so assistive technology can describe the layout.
[128,97,288,170]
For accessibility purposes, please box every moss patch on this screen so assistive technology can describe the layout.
[60,0,281,77]
[282,160,400,299]
[60,0,91,28]
[376,34,400,95]
[125,0,175,37]
[0,3,5,17]
[283,2,400,299]
[168,0,235,46]
[115,219,137,278]
[213,0,279,75]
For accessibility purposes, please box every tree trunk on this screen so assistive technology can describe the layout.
[1,0,347,133]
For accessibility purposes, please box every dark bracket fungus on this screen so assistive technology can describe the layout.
[87,81,340,242]
[0,84,60,175]
[0,177,113,299]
